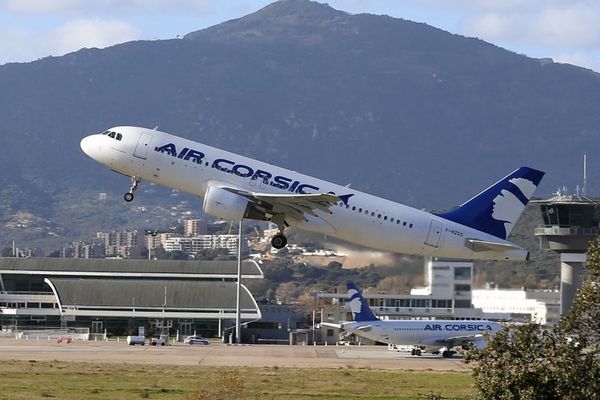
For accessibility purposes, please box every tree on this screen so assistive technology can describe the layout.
[48,249,60,258]
[167,250,190,260]
[466,238,600,399]
[194,248,234,260]
[153,248,190,260]
[560,238,600,350]
[1,247,13,257]
[275,282,300,304]
[376,275,409,293]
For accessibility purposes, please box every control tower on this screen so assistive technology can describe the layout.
[534,192,600,314]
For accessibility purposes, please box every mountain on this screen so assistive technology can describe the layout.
[1,0,600,249]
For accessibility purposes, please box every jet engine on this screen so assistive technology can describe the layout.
[461,338,491,351]
[202,184,268,222]
[203,185,249,220]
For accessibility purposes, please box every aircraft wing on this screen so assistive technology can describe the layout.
[223,187,347,220]
[465,238,523,253]
[427,334,485,348]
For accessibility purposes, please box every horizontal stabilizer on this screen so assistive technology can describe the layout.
[465,238,524,253]
[354,325,373,332]
[319,322,342,329]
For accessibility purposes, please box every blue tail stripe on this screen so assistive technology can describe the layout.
[346,282,379,322]
[437,166,544,240]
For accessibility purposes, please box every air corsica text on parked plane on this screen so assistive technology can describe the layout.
[424,324,495,331]
[155,143,321,194]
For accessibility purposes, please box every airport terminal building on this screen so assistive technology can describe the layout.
[0,258,263,338]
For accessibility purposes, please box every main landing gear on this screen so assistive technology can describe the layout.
[442,350,456,358]
[124,176,141,202]
[271,233,288,249]
[269,215,289,250]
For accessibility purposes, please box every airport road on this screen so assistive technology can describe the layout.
[0,339,470,371]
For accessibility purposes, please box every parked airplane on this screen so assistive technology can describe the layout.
[321,283,502,357]
[80,126,544,260]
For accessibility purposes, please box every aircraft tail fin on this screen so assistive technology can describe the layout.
[346,282,379,322]
[437,166,544,240]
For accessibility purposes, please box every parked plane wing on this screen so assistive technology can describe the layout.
[429,334,485,347]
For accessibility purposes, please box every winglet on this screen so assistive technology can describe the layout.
[329,192,354,205]
[338,194,354,205]
[437,167,544,240]
[346,282,379,322]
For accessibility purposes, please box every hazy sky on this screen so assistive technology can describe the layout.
[2,0,600,72]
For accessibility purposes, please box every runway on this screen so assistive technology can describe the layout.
[0,339,469,371]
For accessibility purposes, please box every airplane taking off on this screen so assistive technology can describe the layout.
[321,283,502,357]
[80,126,544,260]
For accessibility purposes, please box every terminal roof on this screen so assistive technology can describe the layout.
[0,257,263,279]
[47,278,258,310]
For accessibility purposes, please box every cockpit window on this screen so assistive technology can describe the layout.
[103,130,122,140]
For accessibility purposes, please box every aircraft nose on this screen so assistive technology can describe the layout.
[80,135,100,159]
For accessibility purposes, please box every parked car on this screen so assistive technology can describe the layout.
[184,335,209,345]
[150,335,168,346]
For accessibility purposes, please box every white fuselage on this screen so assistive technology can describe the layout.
[80,126,528,260]
[340,319,501,349]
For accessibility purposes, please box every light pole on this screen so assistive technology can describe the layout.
[145,230,158,260]
[312,308,324,345]
[235,220,242,344]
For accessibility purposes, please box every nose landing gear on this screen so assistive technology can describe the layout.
[124,176,141,202]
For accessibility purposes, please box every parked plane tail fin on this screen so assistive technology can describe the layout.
[346,282,379,322]
[437,167,544,240]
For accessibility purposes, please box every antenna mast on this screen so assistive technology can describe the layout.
[583,154,588,196]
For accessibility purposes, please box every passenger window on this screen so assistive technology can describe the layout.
[396,220,400,224]
[365,210,369,215]
[390,218,394,222]
[352,206,356,211]
[116,133,122,141]
[371,212,375,217]
[377,214,381,219]
[384,216,388,221]
[409,223,413,228]
[359,208,362,213]
[346,205,349,209]
[403,222,407,226]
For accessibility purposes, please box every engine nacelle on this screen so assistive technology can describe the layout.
[472,339,487,350]
[202,185,249,221]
